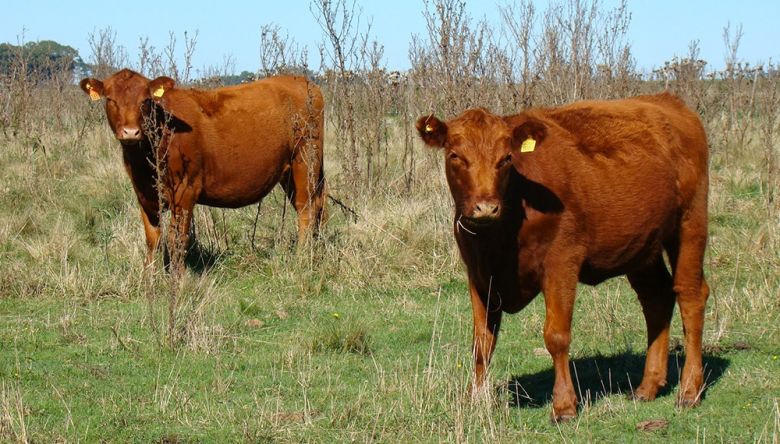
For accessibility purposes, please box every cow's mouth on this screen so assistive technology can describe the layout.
[458,214,501,232]
[465,216,500,226]
[117,137,142,146]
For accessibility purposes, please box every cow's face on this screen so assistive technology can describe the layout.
[80,69,152,144]
[417,109,516,226]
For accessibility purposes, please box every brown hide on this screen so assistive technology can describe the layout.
[417,93,709,421]
[81,69,326,268]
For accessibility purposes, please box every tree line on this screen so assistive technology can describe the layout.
[0,40,89,79]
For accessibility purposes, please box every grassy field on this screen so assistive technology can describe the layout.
[0,90,778,443]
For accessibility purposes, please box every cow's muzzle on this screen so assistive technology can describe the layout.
[117,126,142,142]
[465,200,501,224]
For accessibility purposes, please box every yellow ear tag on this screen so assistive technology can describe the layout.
[152,86,165,98]
[88,89,101,101]
[520,137,536,153]
[425,124,433,133]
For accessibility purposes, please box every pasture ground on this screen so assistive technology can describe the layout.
[0,111,778,442]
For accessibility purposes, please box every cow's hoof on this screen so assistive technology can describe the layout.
[551,405,577,423]
[628,388,657,402]
[468,383,491,402]
[676,395,700,408]
[551,412,577,424]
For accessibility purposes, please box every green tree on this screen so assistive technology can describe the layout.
[0,40,86,79]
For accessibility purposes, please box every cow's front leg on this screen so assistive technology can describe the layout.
[140,205,161,268]
[469,277,502,396]
[166,186,197,277]
[541,265,579,422]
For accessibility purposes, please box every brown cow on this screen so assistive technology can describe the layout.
[417,93,709,421]
[80,69,326,268]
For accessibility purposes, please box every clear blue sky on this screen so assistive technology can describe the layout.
[2,0,778,75]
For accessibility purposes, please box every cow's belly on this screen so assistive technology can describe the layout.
[579,214,672,284]
[579,241,665,285]
[576,165,678,280]
[199,162,285,208]
[199,171,283,208]
[197,140,290,208]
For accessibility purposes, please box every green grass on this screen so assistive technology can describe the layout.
[1,279,778,442]
[1,104,778,442]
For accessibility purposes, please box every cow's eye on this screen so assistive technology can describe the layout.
[497,154,512,168]
[448,152,460,162]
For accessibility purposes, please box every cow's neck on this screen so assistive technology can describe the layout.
[122,138,156,164]
[454,211,538,312]
[121,138,159,198]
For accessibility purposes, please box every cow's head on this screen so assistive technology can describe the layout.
[417,109,521,227]
[80,69,153,144]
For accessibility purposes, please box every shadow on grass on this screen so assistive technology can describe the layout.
[184,241,223,274]
[506,350,731,409]
[161,239,223,274]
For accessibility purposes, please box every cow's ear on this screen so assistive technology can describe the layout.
[149,76,176,99]
[416,114,447,148]
[511,118,547,154]
[80,78,104,101]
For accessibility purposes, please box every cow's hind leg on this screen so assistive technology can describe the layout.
[284,147,326,245]
[672,210,709,407]
[664,183,710,407]
[627,257,676,401]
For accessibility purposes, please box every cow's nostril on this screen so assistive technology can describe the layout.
[120,127,141,139]
[473,201,500,219]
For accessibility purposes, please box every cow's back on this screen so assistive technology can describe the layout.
[514,93,708,280]
[160,77,324,208]
[173,76,322,150]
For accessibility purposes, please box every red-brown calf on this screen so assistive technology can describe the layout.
[81,69,326,269]
[417,93,709,422]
